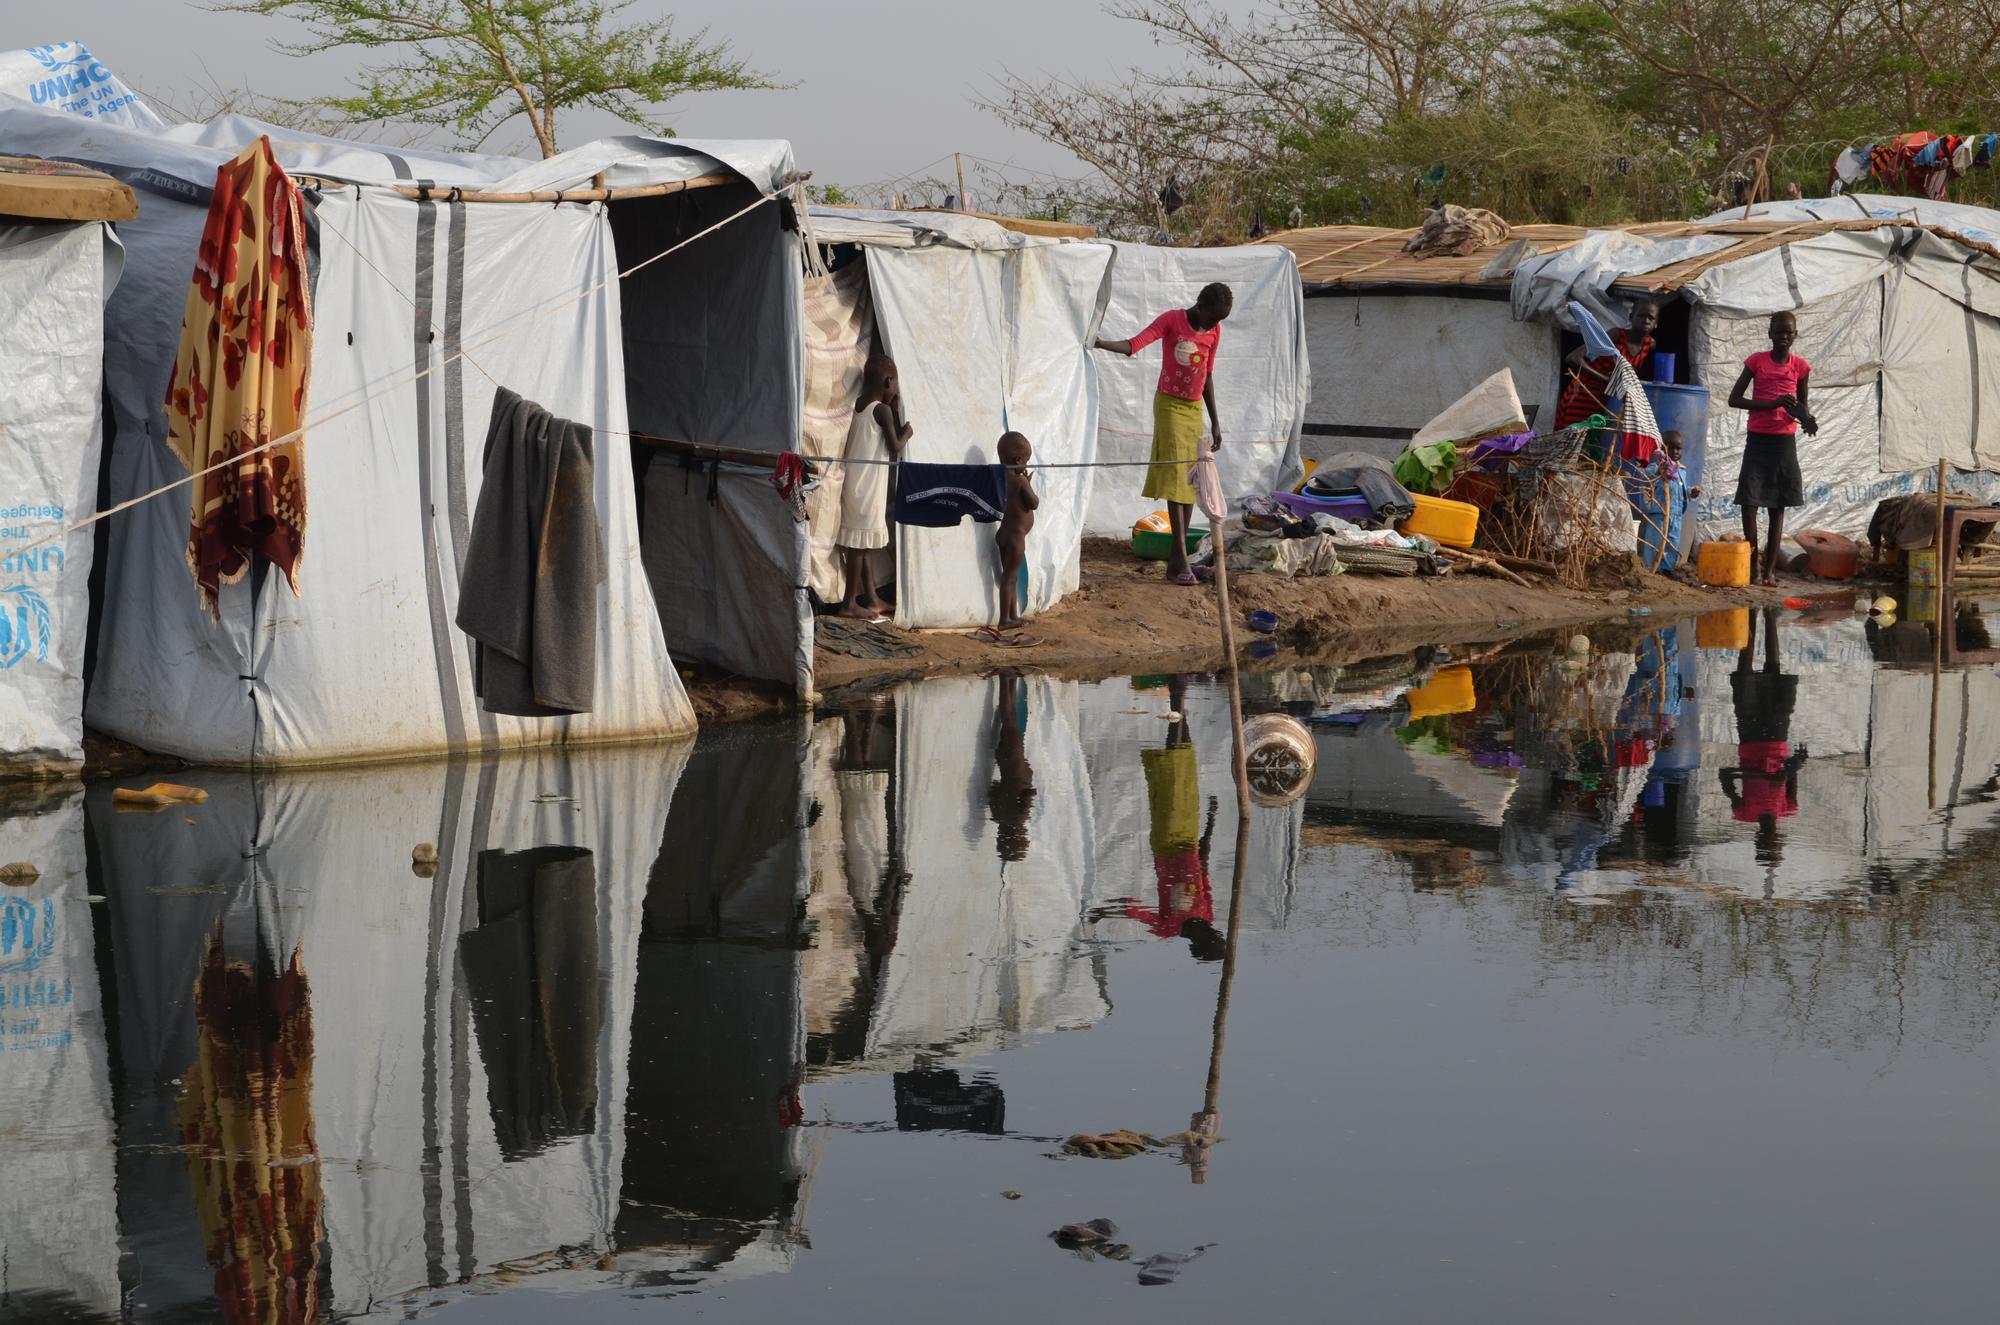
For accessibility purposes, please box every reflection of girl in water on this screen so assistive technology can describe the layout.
[1097,676,1224,960]
[1720,608,1807,864]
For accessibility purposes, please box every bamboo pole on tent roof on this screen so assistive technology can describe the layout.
[1291,226,1422,273]
[292,171,756,205]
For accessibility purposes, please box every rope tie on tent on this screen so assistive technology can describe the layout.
[15,185,785,560]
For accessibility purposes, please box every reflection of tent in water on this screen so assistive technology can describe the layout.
[0,791,121,1321]
[832,675,1108,1069]
[614,729,808,1276]
[88,747,677,1316]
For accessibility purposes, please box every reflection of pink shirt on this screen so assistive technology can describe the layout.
[1744,351,1811,435]
[1130,309,1220,401]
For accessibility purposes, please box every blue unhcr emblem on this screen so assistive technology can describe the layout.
[0,585,50,669]
[0,897,56,974]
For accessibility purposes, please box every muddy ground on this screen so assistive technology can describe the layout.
[683,538,1836,722]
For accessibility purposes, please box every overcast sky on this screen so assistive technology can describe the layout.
[39,1,1211,191]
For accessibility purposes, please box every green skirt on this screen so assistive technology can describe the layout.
[1143,392,1203,505]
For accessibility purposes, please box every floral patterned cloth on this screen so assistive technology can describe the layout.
[166,136,312,620]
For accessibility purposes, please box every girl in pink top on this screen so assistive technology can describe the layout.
[1726,311,1814,586]
[1096,283,1234,585]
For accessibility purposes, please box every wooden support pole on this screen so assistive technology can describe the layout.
[1931,457,1947,808]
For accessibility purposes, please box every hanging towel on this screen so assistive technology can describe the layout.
[1610,359,1661,464]
[1979,134,1999,167]
[456,387,604,716]
[894,462,1009,527]
[164,135,313,621]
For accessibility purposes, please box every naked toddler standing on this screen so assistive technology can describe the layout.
[996,431,1038,628]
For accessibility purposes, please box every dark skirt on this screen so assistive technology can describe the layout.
[1731,670,1798,743]
[1735,431,1803,509]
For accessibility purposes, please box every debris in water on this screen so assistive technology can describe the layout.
[1063,1129,1152,1158]
[1050,1218,1132,1261]
[113,782,208,812]
[1062,1128,1215,1159]
[1002,1190,1022,1200]
[1136,1245,1214,1287]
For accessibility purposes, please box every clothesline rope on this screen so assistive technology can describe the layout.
[18,185,783,560]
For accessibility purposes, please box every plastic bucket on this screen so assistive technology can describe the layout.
[1644,382,1711,489]
[1652,351,1678,383]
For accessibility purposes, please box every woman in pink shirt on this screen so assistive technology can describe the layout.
[1726,311,1814,586]
[1096,283,1234,585]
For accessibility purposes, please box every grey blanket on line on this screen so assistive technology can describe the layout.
[455,386,605,716]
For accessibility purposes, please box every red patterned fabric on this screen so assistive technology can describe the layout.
[165,136,312,620]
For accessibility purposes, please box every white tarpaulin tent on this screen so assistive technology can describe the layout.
[810,210,1113,628]
[0,102,808,761]
[1087,241,1309,536]
[0,219,120,776]
[1273,206,2000,539]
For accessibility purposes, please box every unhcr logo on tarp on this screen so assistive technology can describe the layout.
[0,41,163,128]
[0,585,50,669]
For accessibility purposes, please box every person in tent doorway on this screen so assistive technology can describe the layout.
[837,354,914,619]
[1727,312,1813,586]
[1555,298,1659,430]
[1096,284,1233,586]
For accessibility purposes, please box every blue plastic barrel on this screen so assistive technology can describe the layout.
[1644,382,1710,489]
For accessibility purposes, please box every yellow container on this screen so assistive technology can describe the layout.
[1696,540,1752,587]
[1694,607,1750,650]
[1405,665,1477,719]
[1908,547,1940,588]
[1292,458,1319,492]
[1398,493,1480,549]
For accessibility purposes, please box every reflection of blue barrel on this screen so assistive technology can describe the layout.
[1643,382,1710,489]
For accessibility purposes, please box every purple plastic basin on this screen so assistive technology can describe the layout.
[1270,490,1375,524]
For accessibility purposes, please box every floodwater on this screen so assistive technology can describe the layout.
[6,600,2000,1322]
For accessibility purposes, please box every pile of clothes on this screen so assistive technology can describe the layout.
[1828,132,2000,200]
[1193,492,1446,580]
